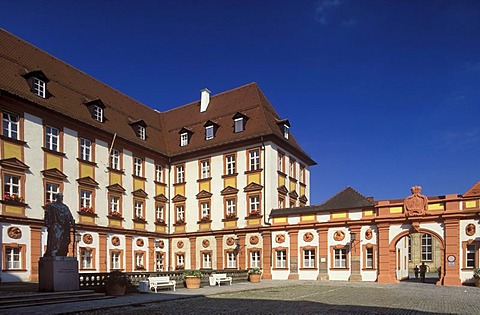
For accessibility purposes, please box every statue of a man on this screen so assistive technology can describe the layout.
[44,193,76,257]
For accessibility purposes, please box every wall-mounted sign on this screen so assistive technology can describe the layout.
[447,255,456,262]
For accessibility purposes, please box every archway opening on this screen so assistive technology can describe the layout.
[395,232,443,284]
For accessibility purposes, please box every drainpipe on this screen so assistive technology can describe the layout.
[167,158,172,270]
[260,137,273,271]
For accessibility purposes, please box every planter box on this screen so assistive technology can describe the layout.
[249,274,261,283]
[185,276,201,289]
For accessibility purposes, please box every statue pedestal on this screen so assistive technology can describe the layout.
[39,257,79,292]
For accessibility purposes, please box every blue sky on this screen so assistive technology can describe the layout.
[2,1,479,204]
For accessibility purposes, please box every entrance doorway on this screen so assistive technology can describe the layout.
[395,232,443,284]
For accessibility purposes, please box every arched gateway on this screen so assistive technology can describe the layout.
[269,182,480,286]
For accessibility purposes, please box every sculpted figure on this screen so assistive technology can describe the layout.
[44,193,76,257]
[404,186,428,216]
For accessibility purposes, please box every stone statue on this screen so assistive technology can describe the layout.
[44,193,76,257]
[404,186,428,217]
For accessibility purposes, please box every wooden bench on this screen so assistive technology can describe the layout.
[212,273,232,286]
[148,276,176,292]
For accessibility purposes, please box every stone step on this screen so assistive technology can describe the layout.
[0,290,114,309]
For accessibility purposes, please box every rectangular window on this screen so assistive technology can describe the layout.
[81,248,93,269]
[202,252,212,269]
[180,132,188,146]
[226,198,236,217]
[300,165,305,183]
[156,204,164,222]
[277,152,284,172]
[176,205,185,222]
[135,252,144,269]
[110,149,120,170]
[205,125,214,140]
[200,202,210,220]
[467,244,476,268]
[276,250,287,268]
[45,126,59,152]
[156,252,164,271]
[80,189,92,212]
[2,112,19,140]
[289,159,296,177]
[80,138,92,161]
[421,234,432,261]
[134,201,144,219]
[226,154,236,175]
[93,105,103,122]
[249,195,260,215]
[334,248,347,268]
[5,246,21,270]
[250,250,261,268]
[33,77,46,98]
[138,125,146,140]
[109,195,120,214]
[3,174,20,198]
[155,164,163,182]
[111,251,121,270]
[227,252,237,268]
[303,249,315,268]
[201,160,210,179]
[283,124,289,139]
[278,197,285,208]
[234,117,244,133]
[249,149,260,171]
[134,157,143,177]
[45,183,59,205]
[176,254,185,269]
[176,165,185,183]
[366,247,374,269]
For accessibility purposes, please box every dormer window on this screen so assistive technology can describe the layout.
[23,70,49,99]
[179,127,193,147]
[276,118,291,140]
[232,112,249,133]
[84,99,105,123]
[204,120,219,140]
[128,119,147,141]
[283,124,289,139]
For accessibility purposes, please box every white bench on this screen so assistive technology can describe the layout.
[212,273,232,286]
[148,276,176,292]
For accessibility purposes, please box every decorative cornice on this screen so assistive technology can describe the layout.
[154,194,168,202]
[244,182,263,192]
[172,194,187,203]
[277,185,288,196]
[289,190,299,199]
[76,176,99,188]
[106,183,126,194]
[132,189,148,198]
[41,168,67,180]
[221,186,239,196]
[196,190,213,199]
[0,157,29,172]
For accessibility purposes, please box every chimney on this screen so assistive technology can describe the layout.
[200,88,211,113]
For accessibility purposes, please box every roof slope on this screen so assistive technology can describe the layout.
[463,180,480,197]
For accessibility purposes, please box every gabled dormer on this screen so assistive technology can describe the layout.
[276,118,290,139]
[129,119,147,140]
[84,99,105,123]
[204,120,219,140]
[232,112,249,133]
[179,127,193,146]
[22,70,49,98]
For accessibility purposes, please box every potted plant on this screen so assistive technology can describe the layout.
[104,270,130,296]
[473,268,480,287]
[248,268,262,283]
[183,269,203,289]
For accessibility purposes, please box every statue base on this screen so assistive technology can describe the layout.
[38,257,79,292]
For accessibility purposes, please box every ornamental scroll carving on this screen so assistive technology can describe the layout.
[303,232,314,242]
[111,236,120,246]
[275,234,285,243]
[404,186,428,216]
[177,241,184,249]
[365,228,373,240]
[136,239,144,247]
[83,234,93,244]
[333,230,345,241]
[466,224,476,236]
[7,227,22,239]
[202,239,210,248]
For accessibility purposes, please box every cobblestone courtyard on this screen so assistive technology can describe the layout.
[76,281,480,315]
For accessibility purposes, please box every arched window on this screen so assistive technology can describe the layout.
[421,234,432,261]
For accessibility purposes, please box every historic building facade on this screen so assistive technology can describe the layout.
[1,29,479,286]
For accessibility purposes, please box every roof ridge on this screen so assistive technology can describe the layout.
[319,186,352,207]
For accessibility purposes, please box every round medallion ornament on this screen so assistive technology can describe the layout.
[83,233,93,244]
[157,240,165,249]
[202,239,210,248]
[466,223,476,236]
[303,232,314,242]
[275,234,285,244]
[365,228,373,240]
[333,230,345,241]
[111,236,121,246]
[226,237,235,246]
[136,239,144,247]
[177,241,184,249]
[7,227,22,239]
[250,235,259,245]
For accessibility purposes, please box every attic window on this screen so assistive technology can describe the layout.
[23,70,50,99]
[128,119,147,141]
[84,99,105,123]
[138,125,146,140]
[180,132,189,146]
[204,120,219,140]
[283,124,289,139]
[232,112,249,133]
